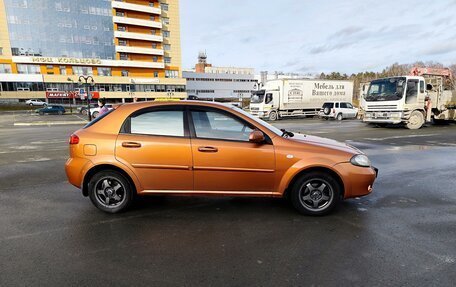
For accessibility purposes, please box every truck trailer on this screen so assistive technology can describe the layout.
[362,68,456,129]
[249,79,354,120]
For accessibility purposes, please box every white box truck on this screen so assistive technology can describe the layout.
[249,79,353,120]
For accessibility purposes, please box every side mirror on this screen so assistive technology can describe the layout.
[249,130,265,144]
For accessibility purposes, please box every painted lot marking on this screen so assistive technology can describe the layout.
[364,134,438,141]
[14,121,87,126]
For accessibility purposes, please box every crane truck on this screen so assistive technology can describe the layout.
[362,67,456,129]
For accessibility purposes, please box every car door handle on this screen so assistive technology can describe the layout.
[198,146,218,153]
[122,142,142,148]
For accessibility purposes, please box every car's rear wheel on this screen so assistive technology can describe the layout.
[88,170,133,213]
[290,171,341,216]
[336,113,343,121]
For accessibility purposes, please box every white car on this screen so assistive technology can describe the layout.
[25,99,47,107]
[319,101,358,120]
[89,104,113,118]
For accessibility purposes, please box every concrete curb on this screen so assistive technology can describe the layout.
[14,121,88,126]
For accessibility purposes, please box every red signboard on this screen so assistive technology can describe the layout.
[46,91,100,99]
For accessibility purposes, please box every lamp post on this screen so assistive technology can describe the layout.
[67,77,74,114]
[78,75,95,121]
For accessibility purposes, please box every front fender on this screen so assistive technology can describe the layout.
[276,157,346,196]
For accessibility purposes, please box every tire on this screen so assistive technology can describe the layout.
[82,109,88,115]
[92,111,99,118]
[268,110,278,121]
[29,103,33,106]
[88,170,134,214]
[406,111,424,130]
[336,113,343,121]
[323,107,331,115]
[290,171,341,216]
[58,111,63,115]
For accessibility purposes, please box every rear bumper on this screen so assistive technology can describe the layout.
[333,163,377,199]
[65,157,93,189]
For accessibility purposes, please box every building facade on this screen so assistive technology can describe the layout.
[183,53,257,101]
[0,0,185,103]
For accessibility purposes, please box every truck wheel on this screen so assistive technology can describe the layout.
[268,111,278,121]
[336,113,343,121]
[406,111,424,130]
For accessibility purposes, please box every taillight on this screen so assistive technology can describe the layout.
[69,134,79,145]
[332,108,335,114]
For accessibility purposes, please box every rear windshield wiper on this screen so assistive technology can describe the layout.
[281,129,294,138]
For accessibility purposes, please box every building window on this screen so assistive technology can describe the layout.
[0,64,12,73]
[121,70,129,77]
[161,3,168,11]
[152,43,157,49]
[150,15,155,21]
[151,29,157,35]
[97,67,112,76]
[116,11,125,17]
[17,64,40,74]
[0,47,3,55]
[154,71,159,77]
[164,44,171,51]
[117,25,126,31]
[72,66,93,76]
[164,57,171,64]
[163,30,170,38]
[165,70,178,78]
[59,66,67,75]
[118,39,127,46]
[120,53,128,60]
[149,2,154,7]
[152,56,158,62]
[162,17,169,25]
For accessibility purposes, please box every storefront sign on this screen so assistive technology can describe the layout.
[31,57,102,65]
[46,91,99,99]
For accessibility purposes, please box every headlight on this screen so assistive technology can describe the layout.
[350,154,371,167]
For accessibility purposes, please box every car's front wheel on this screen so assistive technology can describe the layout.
[290,172,341,216]
[92,111,99,118]
[88,170,134,213]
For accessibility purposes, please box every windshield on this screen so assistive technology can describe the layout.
[365,77,406,102]
[231,106,283,137]
[251,90,265,104]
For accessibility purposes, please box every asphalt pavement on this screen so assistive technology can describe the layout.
[0,112,455,286]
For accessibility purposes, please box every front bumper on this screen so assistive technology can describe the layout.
[333,162,378,199]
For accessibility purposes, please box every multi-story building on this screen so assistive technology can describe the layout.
[0,0,185,104]
[183,52,257,101]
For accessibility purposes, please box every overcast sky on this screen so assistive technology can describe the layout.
[180,0,456,74]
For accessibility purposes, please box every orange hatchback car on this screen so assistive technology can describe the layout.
[65,101,377,215]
